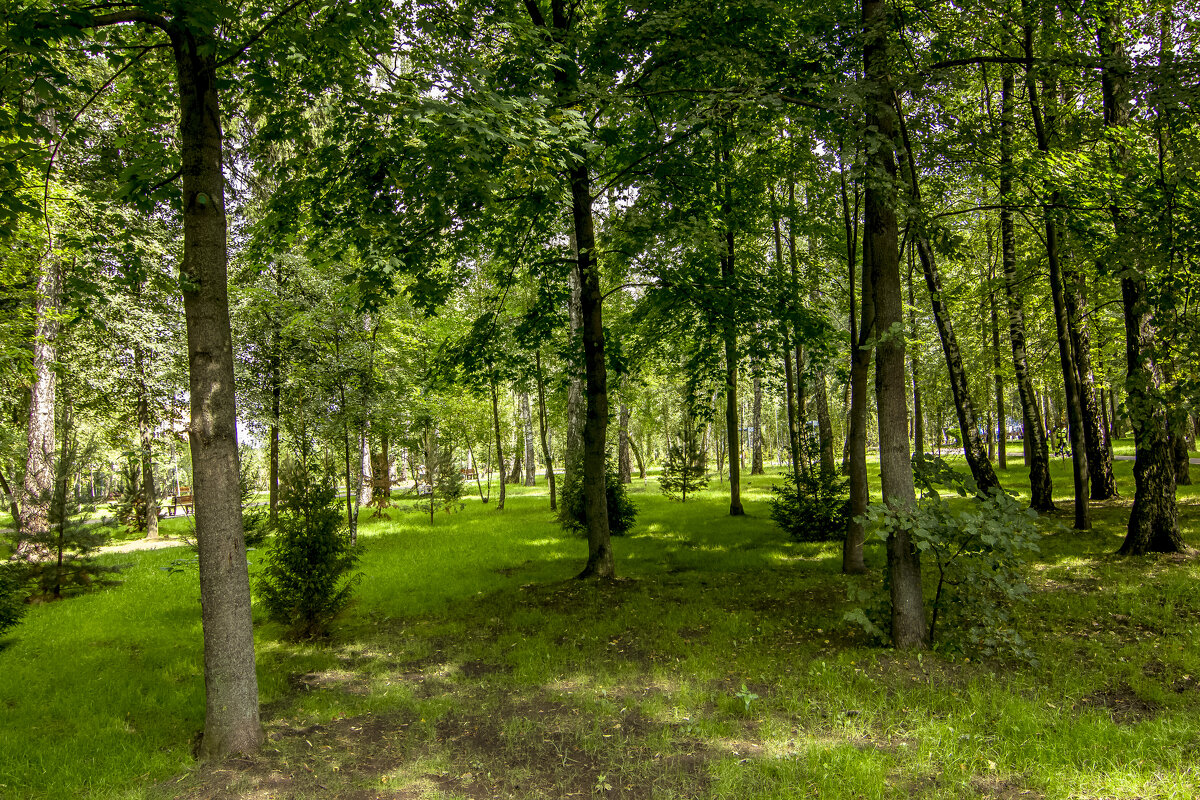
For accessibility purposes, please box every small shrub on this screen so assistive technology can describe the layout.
[0,563,26,637]
[845,454,1040,661]
[769,468,850,542]
[257,448,358,638]
[560,452,637,536]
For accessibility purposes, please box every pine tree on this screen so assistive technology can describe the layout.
[659,416,709,502]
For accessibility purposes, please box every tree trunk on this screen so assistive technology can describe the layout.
[268,348,280,526]
[618,403,632,483]
[1063,266,1117,498]
[517,391,534,487]
[564,236,585,490]
[865,0,925,648]
[173,24,261,758]
[751,372,765,475]
[20,254,59,547]
[842,155,870,575]
[1000,54,1055,512]
[135,348,159,540]
[1097,11,1181,554]
[894,96,1000,496]
[535,351,557,510]
[1024,32,1090,529]
[989,272,1007,470]
[814,370,835,476]
[906,258,925,456]
[490,377,506,510]
[721,143,744,517]
[772,188,804,487]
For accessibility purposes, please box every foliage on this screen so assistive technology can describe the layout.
[847,455,1041,661]
[257,447,359,638]
[415,437,466,521]
[112,459,147,535]
[769,468,850,542]
[239,444,270,547]
[0,562,26,637]
[559,452,637,537]
[8,438,123,601]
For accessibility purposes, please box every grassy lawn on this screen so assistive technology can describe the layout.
[1,460,1198,799]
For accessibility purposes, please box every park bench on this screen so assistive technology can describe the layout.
[168,486,194,516]
[460,468,477,480]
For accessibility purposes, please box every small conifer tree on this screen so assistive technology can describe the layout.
[659,415,708,502]
[0,563,26,637]
[257,437,358,638]
[559,451,637,536]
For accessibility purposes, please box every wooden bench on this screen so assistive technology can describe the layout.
[169,486,194,516]
[460,468,477,480]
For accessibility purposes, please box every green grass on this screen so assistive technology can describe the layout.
[1,462,1198,799]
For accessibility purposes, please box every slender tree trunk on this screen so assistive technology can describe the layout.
[906,256,925,456]
[1063,266,1117,498]
[618,403,632,483]
[772,188,804,487]
[842,153,870,575]
[721,143,744,517]
[989,269,1007,470]
[814,370,835,476]
[564,234,585,489]
[629,437,645,480]
[865,0,925,647]
[535,351,557,510]
[518,391,535,487]
[894,96,1000,495]
[490,376,506,511]
[172,23,261,758]
[1025,32,1090,529]
[1000,53,1055,512]
[1097,11,1181,554]
[135,348,159,540]
[268,347,280,525]
[751,372,764,475]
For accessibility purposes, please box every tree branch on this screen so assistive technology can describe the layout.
[217,0,310,68]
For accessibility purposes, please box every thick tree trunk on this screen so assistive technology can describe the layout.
[618,403,632,483]
[173,25,261,759]
[865,0,925,647]
[571,162,614,576]
[1000,56,1055,512]
[135,349,159,540]
[20,255,59,546]
[1097,13,1181,554]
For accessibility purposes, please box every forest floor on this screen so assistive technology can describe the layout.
[1,456,1199,799]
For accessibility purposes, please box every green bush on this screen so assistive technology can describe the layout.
[659,416,708,502]
[0,563,25,637]
[768,468,850,542]
[846,454,1040,661]
[257,453,358,638]
[559,452,637,536]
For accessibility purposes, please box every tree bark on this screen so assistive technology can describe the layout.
[1097,11,1181,554]
[1000,53,1055,512]
[519,391,536,487]
[988,271,1007,470]
[19,253,59,547]
[772,188,804,487]
[906,257,925,456]
[172,21,261,758]
[864,0,926,647]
